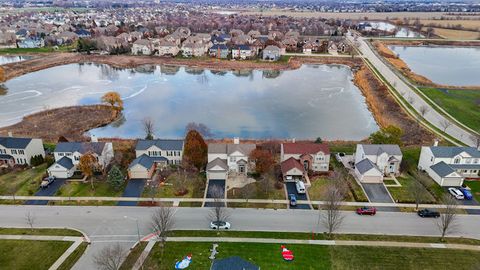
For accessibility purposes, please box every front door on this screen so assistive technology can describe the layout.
[389,163,395,174]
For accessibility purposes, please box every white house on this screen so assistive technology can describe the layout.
[0,136,45,166]
[155,39,180,56]
[48,141,114,178]
[354,144,402,183]
[128,139,184,179]
[418,144,480,186]
[231,45,254,60]
[131,39,153,55]
[206,138,256,180]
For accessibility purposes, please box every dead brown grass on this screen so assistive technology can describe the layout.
[0,105,119,142]
[354,65,433,145]
[423,27,480,40]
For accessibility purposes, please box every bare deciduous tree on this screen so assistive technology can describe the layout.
[437,194,459,240]
[93,243,127,270]
[320,181,345,238]
[150,205,176,248]
[409,179,425,210]
[142,117,154,140]
[419,105,429,118]
[25,211,36,231]
[208,185,229,232]
[440,119,452,133]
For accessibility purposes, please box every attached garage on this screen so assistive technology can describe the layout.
[355,158,383,183]
[206,158,228,180]
[128,154,155,180]
[428,161,464,187]
[281,157,305,182]
[47,157,75,178]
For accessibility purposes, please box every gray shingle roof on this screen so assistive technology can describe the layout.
[356,158,379,175]
[430,161,455,177]
[128,154,155,169]
[430,146,480,158]
[450,164,480,170]
[56,156,74,170]
[208,143,256,156]
[206,158,228,171]
[135,139,184,151]
[54,142,106,155]
[0,137,33,149]
[211,256,259,270]
[361,144,402,156]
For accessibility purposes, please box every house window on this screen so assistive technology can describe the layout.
[466,158,472,164]
[58,153,64,156]
[18,150,24,155]
[474,159,479,164]
[230,157,236,162]
[454,158,461,164]
[66,153,72,156]
[430,157,433,162]
[11,149,17,155]
[75,156,80,161]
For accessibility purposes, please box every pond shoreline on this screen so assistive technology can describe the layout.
[373,40,480,90]
[0,54,433,145]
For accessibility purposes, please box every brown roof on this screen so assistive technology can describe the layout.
[282,143,330,155]
[281,157,305,175]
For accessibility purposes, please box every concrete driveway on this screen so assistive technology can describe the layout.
[24,178,66,205]
[204,179,225,207]
[444,187,480,215]
[361,183,399,212]
[117,179,146,206]
[285,182,311,210]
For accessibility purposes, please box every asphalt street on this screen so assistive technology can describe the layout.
[1,205,480,269]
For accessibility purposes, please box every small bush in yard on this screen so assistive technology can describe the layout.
[107,165,124,191]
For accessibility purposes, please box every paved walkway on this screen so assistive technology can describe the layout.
[163,236,480,251]
[346,31,476,146]
[0,235,85,270]
[132,240,156,270]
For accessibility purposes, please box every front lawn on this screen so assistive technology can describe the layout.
[142,172,206,199]
[0,239,72,270]
[419,87,480,131]
[466,181,480,202]
[387,175,436,204]
[0,227,82,236]
[0,164,47,196]
[227,175,285,209]
[143,241,480,270]
[308,176,354,202]
[55,178,125,197]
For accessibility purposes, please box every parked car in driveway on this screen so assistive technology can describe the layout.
[295,181,306,194]
[417,209,440,218]
[356,207,376,215]
[289,194,297,206]
[210,221,231,230]
[448,187,465,200]
[459,188,473,200]
[40,176,55,188]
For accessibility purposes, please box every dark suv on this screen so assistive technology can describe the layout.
[417,209,440,218]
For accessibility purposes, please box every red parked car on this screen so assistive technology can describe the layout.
[356,207,376,215]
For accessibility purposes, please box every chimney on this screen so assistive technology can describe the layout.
[91,134,98,143]
[233,137,240,145]
[8,131,12,137]
[433,139,439,147]
[292,138,296,143]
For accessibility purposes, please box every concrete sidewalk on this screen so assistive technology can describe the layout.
[163,236,480,251]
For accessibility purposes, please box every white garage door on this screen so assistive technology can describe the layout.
[48,169,69,179]
[442,177,463,187]
[361,175,383,183]
[129,170,149,179]
[207,171,227,180]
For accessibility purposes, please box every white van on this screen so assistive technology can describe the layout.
[295,181,306,194]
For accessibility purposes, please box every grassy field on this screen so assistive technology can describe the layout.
[420,87,480,131]
[0,45,75,54]
[0,164,47,196]
[0,227,82,236]
[58,242,88,270]
[55,179,125,197]
[0,239,72,270]
[309,176,355,201]
[466,181,480,202]
[143,241,480,270]
[423,27,480,40]
[142,172,206,199]
[388,175,436,203]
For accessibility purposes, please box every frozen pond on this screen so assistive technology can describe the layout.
[389,45,480,86]
[0,63,379,140]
